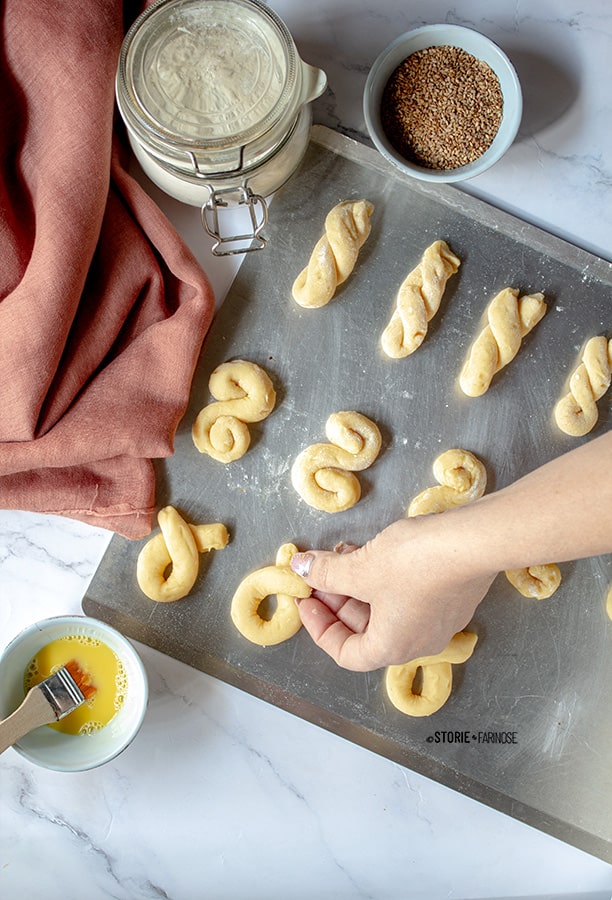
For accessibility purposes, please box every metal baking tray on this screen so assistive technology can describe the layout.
[84,126,612,862]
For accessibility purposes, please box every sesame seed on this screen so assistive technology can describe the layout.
[380,45,504,170]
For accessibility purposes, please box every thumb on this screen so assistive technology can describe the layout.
[290,547,357,593]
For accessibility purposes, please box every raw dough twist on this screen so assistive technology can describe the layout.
[381,239,461,358]
[291,411,382,512]
[291,199,374,308]
[459,288,547,396]
[407,448,487,517]
[505,565,561,600]
[385,631,478,717]
[554,336,612,436]
[192,360,276,462]
[137,506,228,603]
[230,543,311,646]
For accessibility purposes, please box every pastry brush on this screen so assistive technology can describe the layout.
[0,660,95,754]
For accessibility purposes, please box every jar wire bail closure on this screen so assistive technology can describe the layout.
[201,184,269,256]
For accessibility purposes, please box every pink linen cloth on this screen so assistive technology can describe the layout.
[0,1,215,538]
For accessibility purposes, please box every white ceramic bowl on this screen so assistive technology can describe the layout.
[0,615,148,771]
[363,24,522,183]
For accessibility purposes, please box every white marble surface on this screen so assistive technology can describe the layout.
[1,1,612,897]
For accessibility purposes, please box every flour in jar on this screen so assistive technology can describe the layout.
[147,5,287,140]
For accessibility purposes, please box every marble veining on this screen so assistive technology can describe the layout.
[1,1,612,897]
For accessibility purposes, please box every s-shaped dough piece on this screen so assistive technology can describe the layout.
[385,631,478,717]
[137,506,229,603]
[291,411,382,512]
[505,564,561,600]
[381,240,461,358]
[459,288,547,396]
[291,199,374,308]
[407,448,487,517]
[230,543,312,646]
[192,359,276,462]
[553,336,612,436]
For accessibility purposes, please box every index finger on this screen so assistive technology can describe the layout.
[307,589,370,631]
[297,594,378,671]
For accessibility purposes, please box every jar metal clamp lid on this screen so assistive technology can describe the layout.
[116,0,327,255]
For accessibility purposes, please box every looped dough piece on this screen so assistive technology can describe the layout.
[385,631,478,717]
[291,411,382,512]
[230,543,312,646]
[554,336,612,436]
[459,288,547,396]
[381,240,461,358]
[192,360,276,462]
[291,200,374,308]
[137,506,229,603]
[505,564,561,600]
[407,448,487,517]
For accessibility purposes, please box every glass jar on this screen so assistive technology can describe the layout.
[116,0,327,254]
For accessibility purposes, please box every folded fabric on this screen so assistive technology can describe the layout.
[0,0,216,538]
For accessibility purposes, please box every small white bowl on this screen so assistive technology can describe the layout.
[0,615,148,772]
[363,24,522,183]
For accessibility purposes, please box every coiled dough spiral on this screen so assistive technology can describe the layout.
[385,631,478,717]
[554,335,612,436]
[230,543,312,646]
[505,564,561,600]
[459,288,547,396]
[291,411,382,512]
[192,360,276,462]
[407,448,487,517]
[291,199,374,308]
[136,506,228,603]
[381,239,461,358]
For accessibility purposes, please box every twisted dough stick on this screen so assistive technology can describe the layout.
[407,448,486,517]
[381,240,461,358]
[459,288,547,396]
[230,543,311,646]
[192,360,276,462]
[505,564,561,600]
[291,199,374,308]
[137,506,229,603]
[554,336,612,436]
[291,411,382,512]
[385,631,478,717]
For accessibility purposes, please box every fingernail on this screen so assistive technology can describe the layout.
[334,541,354,554]
[291,552,314,578]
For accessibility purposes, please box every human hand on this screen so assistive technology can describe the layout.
[291,515,496,672]
[291,432,612,671]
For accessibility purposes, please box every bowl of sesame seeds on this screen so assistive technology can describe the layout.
[363,24,522,183]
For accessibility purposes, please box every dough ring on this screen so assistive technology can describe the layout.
[291,411,382,512]
[381,239,461,358]
[407,448,487,517]
[137,506,229,603]
[459,288,547,396]
[505,564,561,600]
[230,543,311,646]
[553,336,612,436]
[385,631,478,717]
[192,359,276,462]
[291,199,374,308]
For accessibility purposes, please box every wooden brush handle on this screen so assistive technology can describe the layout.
[0,687,57,754]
